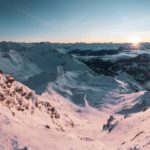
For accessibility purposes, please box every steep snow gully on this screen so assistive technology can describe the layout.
[1,42,150,149]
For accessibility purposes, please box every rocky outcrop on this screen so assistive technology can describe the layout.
[0,73,76,132]
[103,115,118,132]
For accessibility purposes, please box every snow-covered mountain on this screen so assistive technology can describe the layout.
[1,66,150,150]
[0,42,148,107]
[1,42,150,149]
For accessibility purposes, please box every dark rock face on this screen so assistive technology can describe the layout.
[82,53,150,82]
[68,48,122,56]
[69,47,150,86]
[102,115,117,132]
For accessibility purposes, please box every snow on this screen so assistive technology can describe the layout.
[1,42,150,149]
[0,73,106,150]
[0,49,42,81]
[0,72,150,149]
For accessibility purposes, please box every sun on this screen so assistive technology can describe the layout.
[129,35,141,46]
[128,35,142,49]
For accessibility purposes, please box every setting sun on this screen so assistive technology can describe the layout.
[129,35,141,45]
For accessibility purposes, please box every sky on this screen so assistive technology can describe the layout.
[0,0,150,43]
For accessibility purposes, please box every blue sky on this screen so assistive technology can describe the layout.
[0,0,150,42]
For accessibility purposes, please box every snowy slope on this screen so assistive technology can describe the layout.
[0,72,102,150]
[0,49,42,81]
[1,72,150,149]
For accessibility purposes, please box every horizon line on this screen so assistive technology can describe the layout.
[1,40,150,44]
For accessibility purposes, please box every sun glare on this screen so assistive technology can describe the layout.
[129,35,141,45]
[128,35,142,49]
